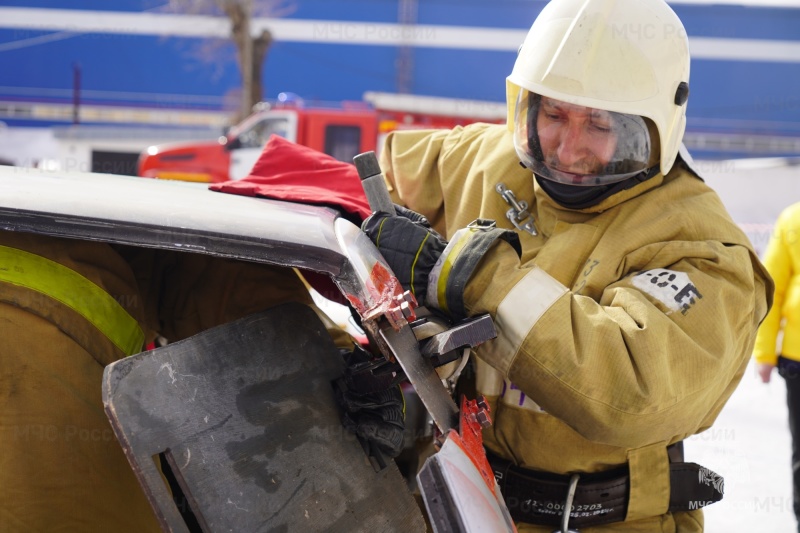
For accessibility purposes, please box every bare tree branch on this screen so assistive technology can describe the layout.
[165,0,295,122]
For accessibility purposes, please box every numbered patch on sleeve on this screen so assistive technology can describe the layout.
[631,268,703,315]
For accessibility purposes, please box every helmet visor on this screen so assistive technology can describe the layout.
[513,90,652,186]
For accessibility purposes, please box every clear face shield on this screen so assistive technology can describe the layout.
[513,90,652,186]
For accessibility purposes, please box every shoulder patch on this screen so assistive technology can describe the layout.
[632,268,703,315]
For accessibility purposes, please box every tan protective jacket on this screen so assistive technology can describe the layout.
[380,123,772,532]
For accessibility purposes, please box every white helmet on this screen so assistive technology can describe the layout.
[507,0,690,184]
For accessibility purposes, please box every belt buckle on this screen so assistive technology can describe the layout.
[551,473,581,533]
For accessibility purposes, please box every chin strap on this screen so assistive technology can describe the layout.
[535,166,661,209]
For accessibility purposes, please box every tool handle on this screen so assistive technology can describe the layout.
[354,151,395,215]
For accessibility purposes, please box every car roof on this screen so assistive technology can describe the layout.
[0,167,347,277]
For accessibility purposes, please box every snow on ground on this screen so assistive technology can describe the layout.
[689,361,796,532]
[696,159,800,531]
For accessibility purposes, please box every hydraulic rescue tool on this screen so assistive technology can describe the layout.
[353,151,517,532]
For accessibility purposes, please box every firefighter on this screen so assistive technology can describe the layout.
[0,230,350,532]
[362,0,772,530]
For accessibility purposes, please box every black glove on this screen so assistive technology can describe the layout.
[335,346,405,459]
[364,204,522,320]
[361,205,448,305]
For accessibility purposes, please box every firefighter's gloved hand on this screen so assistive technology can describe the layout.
[363,206,523,321]
[361,205,448,306]
[336,346,405,458]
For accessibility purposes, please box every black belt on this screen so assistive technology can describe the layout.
[488,443,724,530]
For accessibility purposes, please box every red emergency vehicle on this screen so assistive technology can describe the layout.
[137,92,506,183]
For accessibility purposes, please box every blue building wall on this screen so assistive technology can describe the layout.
[0,1,798,146]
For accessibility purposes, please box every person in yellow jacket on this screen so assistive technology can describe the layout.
[753,201,800,531]
[361,0,772,530]
[0,230,354,532]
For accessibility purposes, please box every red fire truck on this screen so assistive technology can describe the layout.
[137,91,506,183]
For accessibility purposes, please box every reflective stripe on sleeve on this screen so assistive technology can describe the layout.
[426,228,472,312]
[483,266,568,374]
[0,245,145,356]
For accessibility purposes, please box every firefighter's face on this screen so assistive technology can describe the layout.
[536,96,618,183]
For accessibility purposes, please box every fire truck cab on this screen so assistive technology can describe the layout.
[138,92,506,184]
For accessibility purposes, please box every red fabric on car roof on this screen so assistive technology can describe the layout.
[209,134,371,221]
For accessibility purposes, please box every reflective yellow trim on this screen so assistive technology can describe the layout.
[436,230,472,313]
[0,245,145,356]
[410,233,430,298]
[376,217,388,248]
[155,171,212,183]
